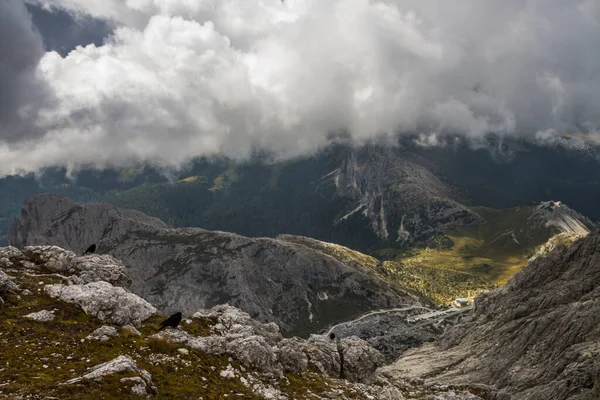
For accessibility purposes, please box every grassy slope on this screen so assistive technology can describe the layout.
[279,235,497,307]
[0,273,364,400]
[388,206,556,284]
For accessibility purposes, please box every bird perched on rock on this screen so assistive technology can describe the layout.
[83,244,96,255]
[158,312,183,331]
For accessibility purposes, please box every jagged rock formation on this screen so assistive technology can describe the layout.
[528,201,595,235]
[8,193,420,335]
[383,230,600,400]
[0,244,482,399]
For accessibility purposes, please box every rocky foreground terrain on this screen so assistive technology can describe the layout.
[0,245,480,399]
[383,229,600,400]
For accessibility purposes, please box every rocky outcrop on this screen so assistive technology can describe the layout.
[305,334,342,376]
[322,307,467,363]
[226,335,281,376]
[9,193,418,335]
[155,304,388,385]
[194,304,283,345]
[277,337,309,373]
[45,281,156,327]
[383,230,600,400]
[0,244,483,400]
[3,245,130,287]
[339,336,385,384]
[62,355,157,396]
[529,201,596,235]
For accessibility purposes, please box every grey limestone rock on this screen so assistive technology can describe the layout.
[153,329,228,356]
[21,245,130,287]
[122,324,142,336]
[0,270,19,295]
[68,254,131,287]
[339,336,385,384]
[305,334,341,377]
[194,304,282,345]
[120,376,151,397]
[226,335,281,376]
[45,281,156,327]
[62,355,156,395]
[87,325,119,341]
[24,309,55,322]
[277,337,309,373]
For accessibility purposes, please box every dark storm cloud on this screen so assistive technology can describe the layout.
[25,3,113,56]
[0,0,49,142]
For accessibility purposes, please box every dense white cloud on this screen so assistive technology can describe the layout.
[1,0,600,174]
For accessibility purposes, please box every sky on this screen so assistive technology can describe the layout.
[1,0,600,175]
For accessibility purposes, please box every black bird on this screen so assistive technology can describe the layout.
[158,312,183,331]
[83,244,96,255]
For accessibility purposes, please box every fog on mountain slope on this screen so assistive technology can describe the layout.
[1,1,600,173]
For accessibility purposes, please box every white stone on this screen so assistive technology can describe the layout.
[24,310,55,322]
[45,281,156,327]
[86,325,119,341]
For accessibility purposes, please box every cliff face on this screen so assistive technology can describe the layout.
[382,230,600,400]
[331,146,484,245]
[8,193,419,336]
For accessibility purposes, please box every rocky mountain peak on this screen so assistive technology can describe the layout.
[383,229,600,400]
[529,200,596,235]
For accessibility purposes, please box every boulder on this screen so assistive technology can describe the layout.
[24,309,55,322]
[122,325,142,337]
[45,281,156,327]
[153,329,227,355]
[22,246,75,271]
[0,270,19,295]
[62,355,156,395]
[87,325,119,341]
[0,246,23,269]
[277,337,308,373]
[305,334,341,376]
[68,254,131,287]
[226,335,281,376]
[20,246,130,287]
[339,336,385,383]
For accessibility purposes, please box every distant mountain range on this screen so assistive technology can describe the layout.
[2,135,599,251]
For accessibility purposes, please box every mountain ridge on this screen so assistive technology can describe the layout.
[382,228,600,399]
[8,193,423,337]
